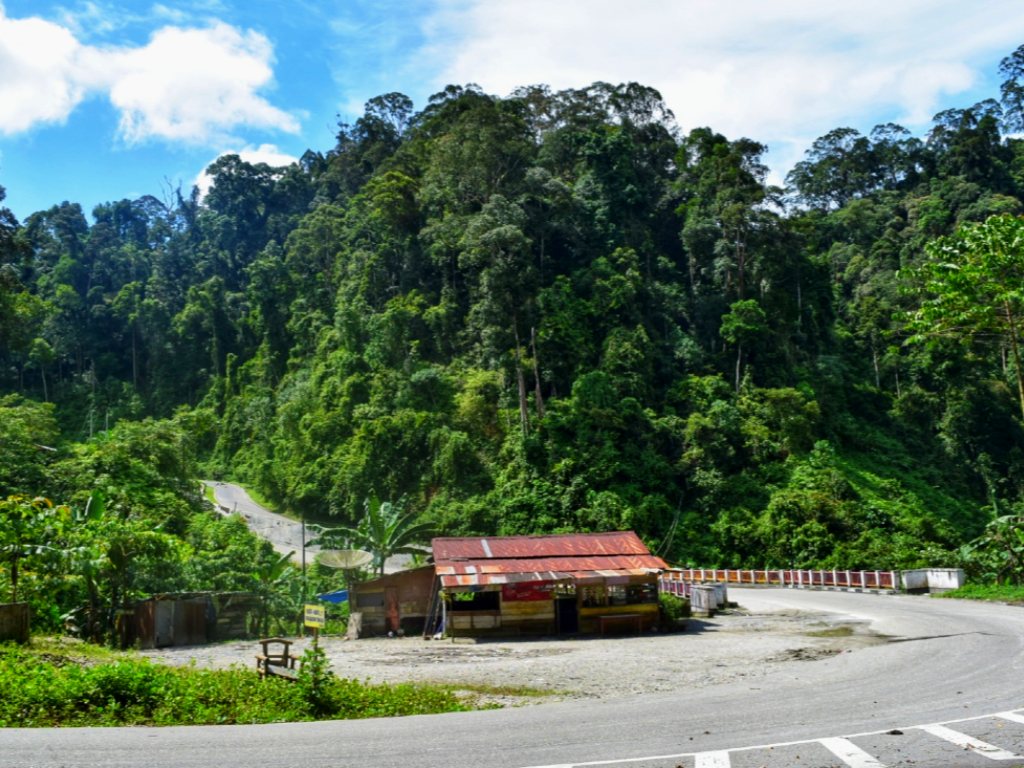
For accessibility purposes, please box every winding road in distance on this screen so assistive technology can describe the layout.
[6,588,1024,768]
[203,480,320,562]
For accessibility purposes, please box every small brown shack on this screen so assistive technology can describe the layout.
[348,565,435,636]
[120,592,259,649]
[433,531,667,636]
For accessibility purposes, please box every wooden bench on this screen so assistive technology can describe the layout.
[256,637,300,681]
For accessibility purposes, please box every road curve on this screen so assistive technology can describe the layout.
[204,481,319,563]
[4,589,1024,768]
[204,482,414,572]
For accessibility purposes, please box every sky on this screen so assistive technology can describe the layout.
[2,0,1024,222]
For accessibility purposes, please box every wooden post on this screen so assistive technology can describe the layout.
[442,593,449,641]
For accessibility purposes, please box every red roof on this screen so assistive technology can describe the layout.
[432,531,667,587]
[433,531,655,560]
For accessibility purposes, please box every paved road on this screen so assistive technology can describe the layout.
[5,589,1024,767]
[205,481,416,572]
[205,481,319,563]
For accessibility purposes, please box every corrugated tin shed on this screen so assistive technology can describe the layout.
[433,531,667,588]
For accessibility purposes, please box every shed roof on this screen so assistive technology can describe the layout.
[433,531,654,560]
[432,531,667,588]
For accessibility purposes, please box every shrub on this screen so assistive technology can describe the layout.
[0,646,468,727]
[658,592,690,626]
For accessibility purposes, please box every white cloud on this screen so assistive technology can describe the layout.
[423,0,1024,170]
[0,8,298,143]
[193,143,300,199]
[0,12,84,134]
[99,23,299,143]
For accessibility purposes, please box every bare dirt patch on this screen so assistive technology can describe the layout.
[138,604,886,706]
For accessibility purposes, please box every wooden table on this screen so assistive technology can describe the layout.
[596,613,643,636]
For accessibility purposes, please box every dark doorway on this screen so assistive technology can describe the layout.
[555,595,579,634]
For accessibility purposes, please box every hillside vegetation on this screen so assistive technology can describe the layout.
[5,47,1024,629]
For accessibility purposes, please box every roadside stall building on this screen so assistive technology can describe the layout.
[433,531,667,637]
[348,566,435,636]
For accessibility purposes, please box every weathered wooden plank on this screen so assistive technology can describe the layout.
[501,601,555,619]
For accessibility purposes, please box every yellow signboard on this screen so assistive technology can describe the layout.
[304,603,325,629]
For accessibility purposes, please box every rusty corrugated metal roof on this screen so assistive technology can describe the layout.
[432,531,667,588]
[440,568,661,588]
[432,531,654,561]
[435,554,665,574]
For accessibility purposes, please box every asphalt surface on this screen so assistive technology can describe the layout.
[5,588,1024,768]
[205,481,320,563]
[204,482,415,572]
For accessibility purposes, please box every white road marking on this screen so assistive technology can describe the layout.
[518,710,1024,768]
[997,711,1024,726]
[819,737,887,767]
[916,724,1021,760]
[694,751,731,768]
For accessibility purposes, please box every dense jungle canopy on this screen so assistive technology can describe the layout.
[6,46,1024,606]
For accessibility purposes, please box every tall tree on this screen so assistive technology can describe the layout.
[720,299,768,392]
[999,43,1024,133]
[905,214,1024,419]
[786,127,876,209]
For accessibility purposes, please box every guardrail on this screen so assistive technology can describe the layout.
[659,568,899,594]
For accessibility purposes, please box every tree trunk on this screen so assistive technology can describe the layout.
[796,273,803,329]
[734,342,743,393]
[513,320,529,435]
[1003,300,1024,420]
[131,325,138,389]
[531,326,545,419]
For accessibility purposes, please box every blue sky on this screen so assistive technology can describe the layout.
[2,0,1024,222]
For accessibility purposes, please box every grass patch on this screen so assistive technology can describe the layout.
[0,644,473,727]
[805,625,855,638]
[25,636,129,664]
[935,584,1024,605]
[449,682,559,698]
[201,482,217,505]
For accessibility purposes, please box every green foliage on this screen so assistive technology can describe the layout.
[0,495,70,602]
[252,551,298,637]
[9,55,1024,589]
[0,647,468,726]
[904,214,1024,418]
[658,592,689,624]
[0,396,59,496]
[937,582,1024,603]
[959,513,1024,584]
[295,642,334,717]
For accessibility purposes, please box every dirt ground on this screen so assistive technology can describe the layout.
[138,598,886,706]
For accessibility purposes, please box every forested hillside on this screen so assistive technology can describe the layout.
[5,48,1024,577]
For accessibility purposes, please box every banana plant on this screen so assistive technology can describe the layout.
[311,496,434,576]
[0,495,69,603]
[252,551,296,636]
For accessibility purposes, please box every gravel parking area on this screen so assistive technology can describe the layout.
[138,592,886,705]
